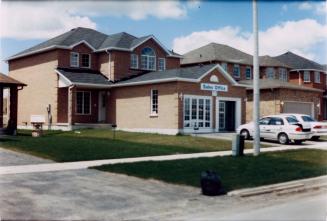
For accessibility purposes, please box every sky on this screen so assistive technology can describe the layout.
[0,0,326,74]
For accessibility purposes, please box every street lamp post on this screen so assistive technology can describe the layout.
[253,0,260,156]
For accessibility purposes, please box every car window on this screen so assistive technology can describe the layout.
[286,117,299,124]
[269,117,284,125]
[301,115,315,122]
[259,118,270,125]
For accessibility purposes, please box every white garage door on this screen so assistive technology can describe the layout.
[283,102,313,117]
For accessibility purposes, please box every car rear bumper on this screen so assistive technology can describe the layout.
[288,132,313,140]
[312,130,327,137]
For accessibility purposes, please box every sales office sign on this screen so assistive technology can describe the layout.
[201,83,228,92]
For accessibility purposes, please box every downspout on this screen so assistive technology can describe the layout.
[105,50,112,81]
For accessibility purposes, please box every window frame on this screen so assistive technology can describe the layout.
[130,53,138,69]
[158,58,166,71]
[303,71,311,82]
[266,67,275,79]
[141,47,156,71]
[150,89,158,116]
[70,52,79,68]
[233,64,240,78]
[81,54,91,68]
[221,62,228,72]
[314,71,320,83]
[75,91,91,115]
[245,67,252,80]
[279,68,288,82]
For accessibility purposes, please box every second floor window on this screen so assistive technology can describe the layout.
[266,67,275,79]
[245,67,252,79]
[150,89,158,115]
[221,62,228,71]
[303,71,310,82]
[70,52,79,67]
[81,54,91,68]
[130,54,138,69]
[279,68,288,82]
[314,71,320,83]
[158,58,166,71]
[141,47,156,71]
[233,64,240,78]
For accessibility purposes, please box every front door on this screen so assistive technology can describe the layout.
[218,100,236,132]
[98,91,106,122]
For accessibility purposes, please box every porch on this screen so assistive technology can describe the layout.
[0,73,26,135]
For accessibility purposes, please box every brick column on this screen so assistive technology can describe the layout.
[0,86,3,128]
[7,86,18,135]
[68,86,75,126]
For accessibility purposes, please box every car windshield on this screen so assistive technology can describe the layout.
[301,115,315,122]
[286,117,299,124]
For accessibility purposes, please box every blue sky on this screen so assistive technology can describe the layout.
[1,0,326,74]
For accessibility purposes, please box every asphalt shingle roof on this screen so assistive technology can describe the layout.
[181,43,253,65]
[239,79,323,92]
[0,73,26,86]
[259,55,290,68]
[274,52,325,71]
[9,28,176,60]
[56,68,112,86]
[115,64,217,85]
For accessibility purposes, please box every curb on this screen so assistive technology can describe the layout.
[227,175,327,197]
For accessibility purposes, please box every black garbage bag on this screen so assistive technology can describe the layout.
[200,170,226,196]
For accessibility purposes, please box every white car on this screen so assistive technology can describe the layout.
[280,114,327,141]
[236,115,312,144]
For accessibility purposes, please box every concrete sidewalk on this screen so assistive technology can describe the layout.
[1,143,326,175]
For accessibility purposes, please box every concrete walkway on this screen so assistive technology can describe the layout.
[1,143,326,175]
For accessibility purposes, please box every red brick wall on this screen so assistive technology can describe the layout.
[289,70,326,90]
[57,87,68,123]
[57,44,98,70]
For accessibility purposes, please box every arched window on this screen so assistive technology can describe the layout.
[141,47,156,70]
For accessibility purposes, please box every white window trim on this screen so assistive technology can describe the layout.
[314,71,320,83]
[81,54,91,68]
[158,58,166,71]
[221,62,228,71]
[183,95,213,133]
[279,68,288,82]
[70,52,79,67]
[266,67,276,79]
[141,47,156,71]
[233,64,240,78]
[303,71,311,83]
[245,67,252,80]
[130,54,138,69]
[75,91,92,115]
[150,89,158,116]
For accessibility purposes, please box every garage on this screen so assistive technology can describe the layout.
[282,101,314,117]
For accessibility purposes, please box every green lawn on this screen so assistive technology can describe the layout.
[94,149,327,191]
[0,129,263,162]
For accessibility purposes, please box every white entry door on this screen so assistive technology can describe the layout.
[98,91,106,122]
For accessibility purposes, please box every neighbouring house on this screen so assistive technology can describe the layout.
[181,43,326,122]
[6,27,246,134]
[274,52,327,120]
[0,73,26,135]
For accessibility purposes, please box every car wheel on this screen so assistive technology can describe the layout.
[240,129,250,140]
[311,136,320,141]
[294,140,303,145]
[278,133,289,145]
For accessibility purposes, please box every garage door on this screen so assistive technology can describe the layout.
[283,102,313,117]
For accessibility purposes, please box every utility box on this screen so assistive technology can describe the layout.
[30,115,45,137]
[232,134,245,156]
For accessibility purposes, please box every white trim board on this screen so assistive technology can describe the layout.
[216,97,242,133]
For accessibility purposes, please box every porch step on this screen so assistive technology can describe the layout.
[73,123,113,130]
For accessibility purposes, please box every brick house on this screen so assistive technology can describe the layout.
[182,43,326,121]
[7,27,246,134]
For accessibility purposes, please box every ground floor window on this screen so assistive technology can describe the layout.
[150,89,158,115]
[184,96,211,129]
[76,91,91,115]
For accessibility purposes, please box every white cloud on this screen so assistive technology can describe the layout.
[0,1,191,40]
[298,1,326,15]
[298,2,313,10]
[172,19,327,61]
